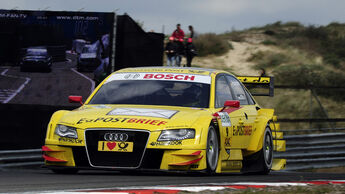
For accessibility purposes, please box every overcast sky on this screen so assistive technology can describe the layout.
[1,0,344,34]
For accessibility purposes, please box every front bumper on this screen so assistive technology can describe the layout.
[42,145,206,171]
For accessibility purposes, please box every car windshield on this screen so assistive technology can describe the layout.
[82,46,96,53]
[89,80,210,108]
[26,48,47,56]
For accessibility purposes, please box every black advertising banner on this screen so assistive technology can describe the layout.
[0,10,114,106]
[0,10,165,150]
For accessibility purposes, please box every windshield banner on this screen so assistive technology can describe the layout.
[105,73,211,84]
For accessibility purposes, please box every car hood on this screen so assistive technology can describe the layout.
[58,104,212,131]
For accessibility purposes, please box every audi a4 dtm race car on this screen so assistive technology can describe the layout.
[43,67,286,174]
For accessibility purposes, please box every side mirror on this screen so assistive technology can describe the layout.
[69,96,83,105]
[224,100,240,108]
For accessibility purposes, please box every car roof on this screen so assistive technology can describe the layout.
[115,66,233,76]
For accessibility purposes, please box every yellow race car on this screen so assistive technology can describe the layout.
[43,67,285,174]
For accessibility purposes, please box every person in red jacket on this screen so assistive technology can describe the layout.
[172,24,185,40]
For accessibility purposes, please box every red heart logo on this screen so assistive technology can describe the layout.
[107,142,116,150]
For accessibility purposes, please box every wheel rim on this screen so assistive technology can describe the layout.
[207,127,219,171]
[264,131,273,166]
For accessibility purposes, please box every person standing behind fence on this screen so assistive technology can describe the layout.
[172,24,185,40]
[185,38,197,67]
[175,38,185,67]
[165,36,178,66]
[188,25,198,39]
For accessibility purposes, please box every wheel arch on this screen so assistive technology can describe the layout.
[247,108,274,152]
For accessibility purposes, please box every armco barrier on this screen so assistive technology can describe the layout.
[0,149,43,169]
[275,132,345,171]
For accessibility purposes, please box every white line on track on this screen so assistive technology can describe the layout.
[0,69,31,103]
[70,68,95,94]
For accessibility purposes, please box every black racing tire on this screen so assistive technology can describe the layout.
[206,125,219,173]
[258,127,273,174]
[51,168,79,174]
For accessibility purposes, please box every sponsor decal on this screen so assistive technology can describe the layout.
[143,73,195,81]
[98,141,133,152]
[190,164,199,168]
[188,70,206,74]
[237,76,270,84]
[226,149,231,160]
[117,68,210,75]
[224,160,242,168]
[108,108,178,119]
[150,140,182,146]
[58,137,83,144]
[218,112,231,127]
[232,125,252,136]
[105,73,211,84]
[224,137,231,147]
[76,117,167,126]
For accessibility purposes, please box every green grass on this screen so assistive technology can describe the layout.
[194,21,345,129]
[194,33,231,56]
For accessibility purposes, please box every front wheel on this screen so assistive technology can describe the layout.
[258,127,273,174]
[206,126,219,173]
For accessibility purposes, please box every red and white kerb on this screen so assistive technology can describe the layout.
[105,73,211,84]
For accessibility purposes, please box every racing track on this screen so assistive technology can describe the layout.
[0,168,345,193]
[0,53,94,106]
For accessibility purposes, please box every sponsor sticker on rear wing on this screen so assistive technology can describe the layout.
[237,76,274,97]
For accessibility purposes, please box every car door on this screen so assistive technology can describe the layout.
[215,75,247,150]
[225,75,257,148]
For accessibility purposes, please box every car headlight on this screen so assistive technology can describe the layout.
[55,124,78,139]
[158,129,195,141]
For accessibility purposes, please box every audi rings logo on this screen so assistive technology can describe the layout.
[124,74,140,79]
[104,133,129,142]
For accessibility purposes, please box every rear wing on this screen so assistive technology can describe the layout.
[237,76,274,97]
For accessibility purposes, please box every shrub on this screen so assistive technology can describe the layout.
[273,63,345,101]
[261,40,277,45]
[274,64,326,86]
[248,51,289,69]
[193,33,230,56]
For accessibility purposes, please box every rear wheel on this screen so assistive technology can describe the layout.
[206,126,219,173]
[258,127,273,174]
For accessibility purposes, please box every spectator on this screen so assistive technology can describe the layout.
[188,25,198,39]
[172,24,185,40]
[175,38,185,67]
[165,36,178,66]
[185,38,197,67]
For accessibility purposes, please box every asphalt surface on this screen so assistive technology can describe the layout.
[0,53,94,106]
[0,168,345,193]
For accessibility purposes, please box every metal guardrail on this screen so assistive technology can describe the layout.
[0,149,43,169]
[282,127,345,134]
[275,132,345,171]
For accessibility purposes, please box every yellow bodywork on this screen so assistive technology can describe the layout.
[43,67,285,173]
